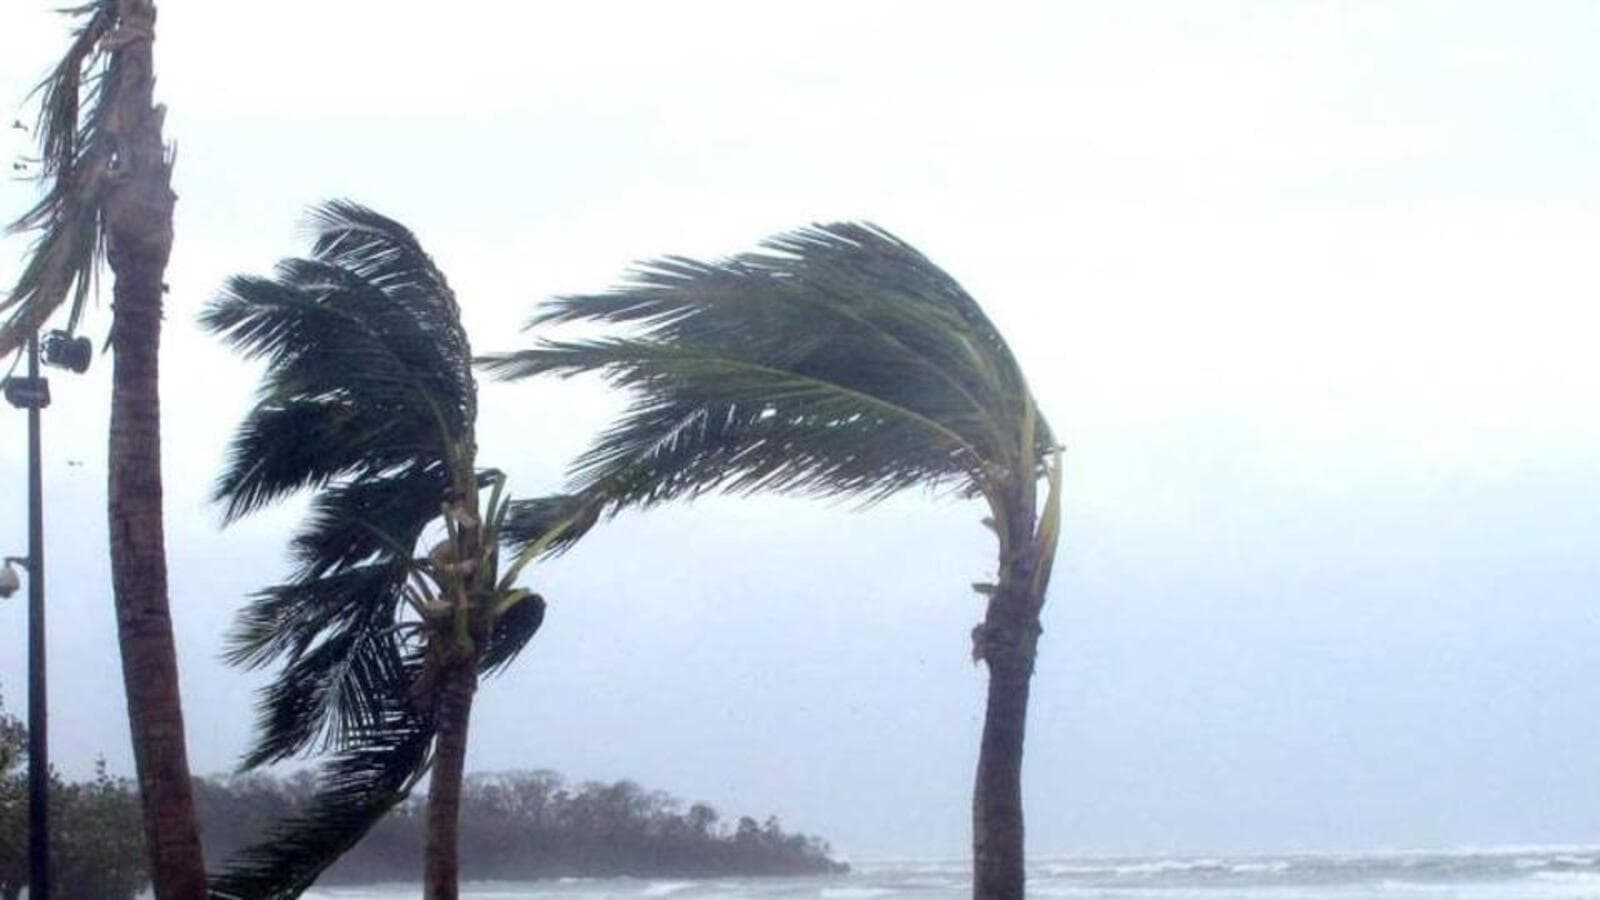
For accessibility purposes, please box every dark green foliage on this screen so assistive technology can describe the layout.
[0,698,20,900]
[194,770,845,884]
[204,701,434,900]
[480,591,547,674]
[0,695,149,900]
[501,493,602,557]
[48,761,149,899]
[204,203,579,898]
[481,223,1054,515]
[201,205,466,894]
[202,200,474,525]
[202,203,558,898]
[0,700,21,776]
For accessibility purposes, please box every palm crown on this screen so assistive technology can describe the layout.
[202,202,547,898]
[483,223,1059,552]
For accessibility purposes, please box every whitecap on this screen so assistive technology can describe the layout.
[639,881,694,897]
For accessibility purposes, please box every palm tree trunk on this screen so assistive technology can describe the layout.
[424,658,478,899]
[102,2,207,896]
[972,634,1036,900]
[971,519,1044,900]
[421,478,487,899]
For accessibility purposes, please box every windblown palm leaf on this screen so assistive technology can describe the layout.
[206,667,433,900]
[203,202,555,897]
[500,493,603,558]
[204,201,475,523]
[482,223,1054,510]
[0,0,119,355]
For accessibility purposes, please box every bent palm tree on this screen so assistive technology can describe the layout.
[0,2,207,894]
[203,203,565,900]
[482,225,1062,900]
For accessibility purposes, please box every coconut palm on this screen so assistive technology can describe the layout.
[202,202,569,899]
[0,1,207,894]
[482,224,1062,900]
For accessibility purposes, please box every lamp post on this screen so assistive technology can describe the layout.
[2,332,49,899]
[2,328,88,900]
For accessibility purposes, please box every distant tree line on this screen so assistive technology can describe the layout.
[194,769,847,884]
[1,694,842,897]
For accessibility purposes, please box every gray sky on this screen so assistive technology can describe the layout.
[2,0,1599,861]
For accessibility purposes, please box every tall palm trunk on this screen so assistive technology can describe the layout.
[102,1,207,896]
[423,480,485,899]
[971,611,1039,899]
[972,496,1046,900]
[424,658,479,899]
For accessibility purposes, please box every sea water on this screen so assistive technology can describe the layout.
[297,847,1600,899]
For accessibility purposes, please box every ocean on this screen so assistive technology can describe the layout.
[297,847,1600,899]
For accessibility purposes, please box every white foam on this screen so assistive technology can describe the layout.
[639,881,694,897]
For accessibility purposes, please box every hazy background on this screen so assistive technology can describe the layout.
[1,1,1598,860]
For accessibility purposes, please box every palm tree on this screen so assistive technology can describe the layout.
[482,224,1062,900]
[202,202,572,900]
[0,2,208,894]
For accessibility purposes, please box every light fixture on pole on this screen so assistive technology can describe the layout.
[40,330,91,374]
[0,556,24,600]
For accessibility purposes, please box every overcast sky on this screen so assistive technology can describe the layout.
[1,0,1599,861]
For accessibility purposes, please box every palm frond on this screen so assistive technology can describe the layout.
[482,223,1053,511]
[302,200,474,427]
[0,0,118,355]
[208,395,420,524]
[223,465,442,769]
[500,494,603,557]
[203,235,474,523]
[480,591,546,674]
[238,622,410,770]
[287,465,447,578]
[207,676,433,900]
[206,598,550,899]
[225,562,401,672]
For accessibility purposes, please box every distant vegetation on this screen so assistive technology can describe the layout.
[1,694,841,899]
[195,770,847,884]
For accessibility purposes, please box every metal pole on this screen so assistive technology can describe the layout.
[26,331,49,900]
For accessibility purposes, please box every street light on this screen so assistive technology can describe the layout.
[40,330,91,375]
[0,557,24,600]
[1,327,88,899]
